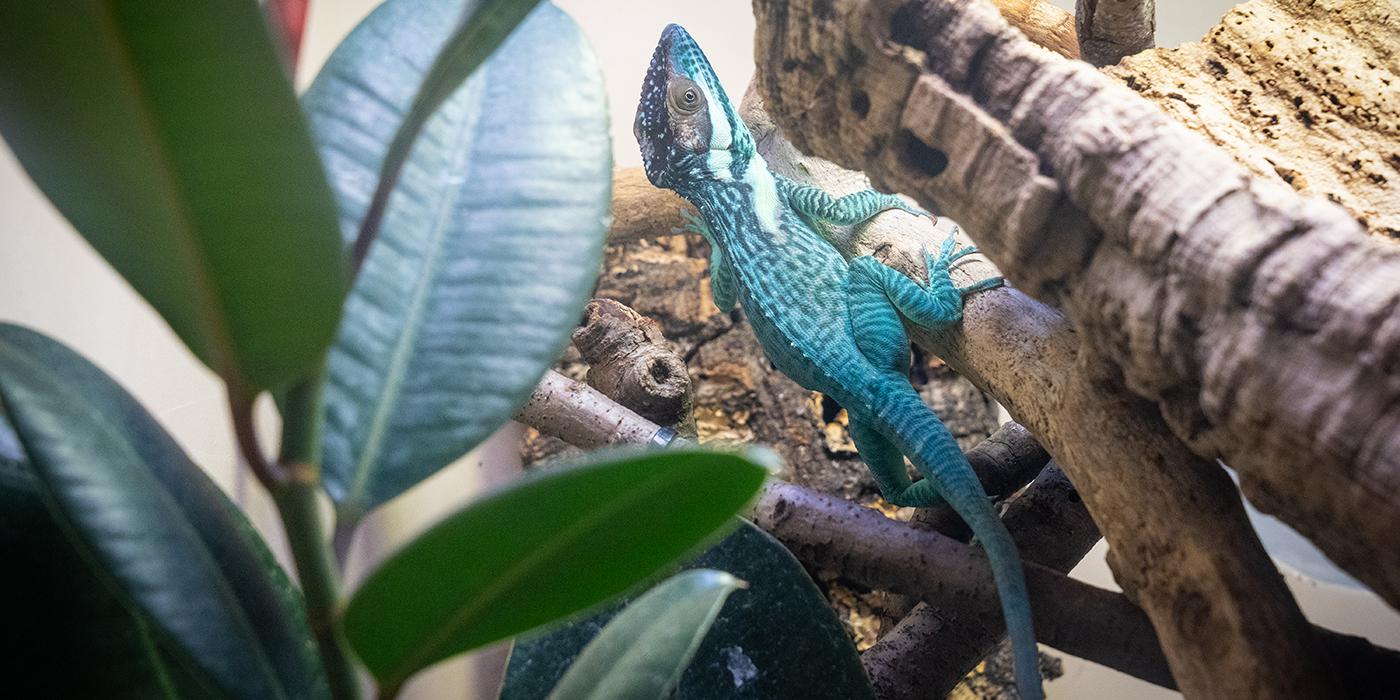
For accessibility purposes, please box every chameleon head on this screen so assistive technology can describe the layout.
[634,24,755,192]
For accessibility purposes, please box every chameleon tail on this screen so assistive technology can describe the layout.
[873,386,1043,700]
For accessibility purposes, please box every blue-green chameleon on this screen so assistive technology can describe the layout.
[634,25,1041,699]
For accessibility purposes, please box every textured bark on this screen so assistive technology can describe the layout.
[987,0,1079,61]
[754,480,1400,698]
[865,463,1110,698]
[1103,0,1399,238]
[571,298,696,437]
[750,1,1400,626]
[513,370,672,450]
[1075,0,1155,67]
[740,77,1339,695]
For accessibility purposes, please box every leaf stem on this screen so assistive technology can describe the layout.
[274,375,363,699]
[274,470,362,700]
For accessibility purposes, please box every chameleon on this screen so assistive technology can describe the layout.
[634,24,1042,699]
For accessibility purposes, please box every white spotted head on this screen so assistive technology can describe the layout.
[634,24,755,193]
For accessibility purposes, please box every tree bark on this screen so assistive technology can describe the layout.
[1075,0,1155,67]
[740,80,1339,697]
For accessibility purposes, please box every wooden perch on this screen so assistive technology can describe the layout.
[513,314,1400,697]
[737,83,1336,695]
[1075,0,1155,67]
[748,0,1400,624]
[514,369,676,449]
[866,462,1109,698]
[753,480,1400,699]
[571,298,696,437]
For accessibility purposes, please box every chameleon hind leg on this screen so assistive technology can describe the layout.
[849,227,1002,332]
[848,418,944,508]
[776,175,929,226]
[846,245,950,510]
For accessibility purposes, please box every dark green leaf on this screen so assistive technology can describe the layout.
[503,521,877,700]
[0,1,346,390]
[0,441,208,699]
[547,569,743,700]
[304,0,610,519]
[0,324,327,700]
[343,449,771,688]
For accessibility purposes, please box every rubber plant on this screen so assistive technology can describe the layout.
[0,1,771,697]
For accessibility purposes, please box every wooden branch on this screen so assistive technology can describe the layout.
[739,75,1337,695]
[866,463,1111,697]
[989,0,1079,60]
[571,299,697,437]
[513,369,676,449]
[909,420,1050,540]
[608,167,693,244]
[753,480,1400,698]
[514,366,1400,696]
[1075,0,1155,66]
[749,0,1400,622]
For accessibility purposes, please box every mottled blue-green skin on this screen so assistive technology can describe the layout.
[636,24,1043,700]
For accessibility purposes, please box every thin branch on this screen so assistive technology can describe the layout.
[866,463,1106,697]
[908,420,1049,539]
[514,369,680,449]
[753,480,1400,696]
[1075,0,1155,67]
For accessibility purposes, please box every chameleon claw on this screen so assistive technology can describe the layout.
[958,276,1005,296]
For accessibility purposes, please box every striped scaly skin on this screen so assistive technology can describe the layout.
[635,25,1041,699]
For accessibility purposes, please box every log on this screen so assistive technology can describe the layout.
[740,80,1338,696]
[748,0,1400,619]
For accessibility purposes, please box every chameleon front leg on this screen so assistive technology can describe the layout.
[775,175,928,227]
[849,228,1002,332]
[679,209,737,313]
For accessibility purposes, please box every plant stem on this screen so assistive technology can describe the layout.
[275,374,363,699]
[275,468,362,700]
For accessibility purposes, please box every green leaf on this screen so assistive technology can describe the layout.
[0,1,346,391]
[502,521,877,700]
[0,441,208,699]
[0,324,327,700]
[343,449,771,689]
[303,0,610,519]
[547,570,743,700]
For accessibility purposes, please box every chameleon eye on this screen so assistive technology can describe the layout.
[668,79,704,115]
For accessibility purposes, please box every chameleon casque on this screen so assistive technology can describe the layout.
[634,25,1042,699]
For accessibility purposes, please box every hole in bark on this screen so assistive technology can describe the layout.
[649,359,671,382]
[897,130,948,178]
[850,89,870,119]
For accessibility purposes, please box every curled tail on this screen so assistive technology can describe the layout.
[872,387,1042,700]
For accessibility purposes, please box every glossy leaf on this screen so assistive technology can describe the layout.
[0,1,346,390]
[342,449,772,688]
[547,570,743,700]
[304,0,611,520]
[0,441,209,699]
[349,0,546,256]
[0,324,327,700]
[503,521,877,700]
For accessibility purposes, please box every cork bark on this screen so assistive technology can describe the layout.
[747,0,1400,695]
